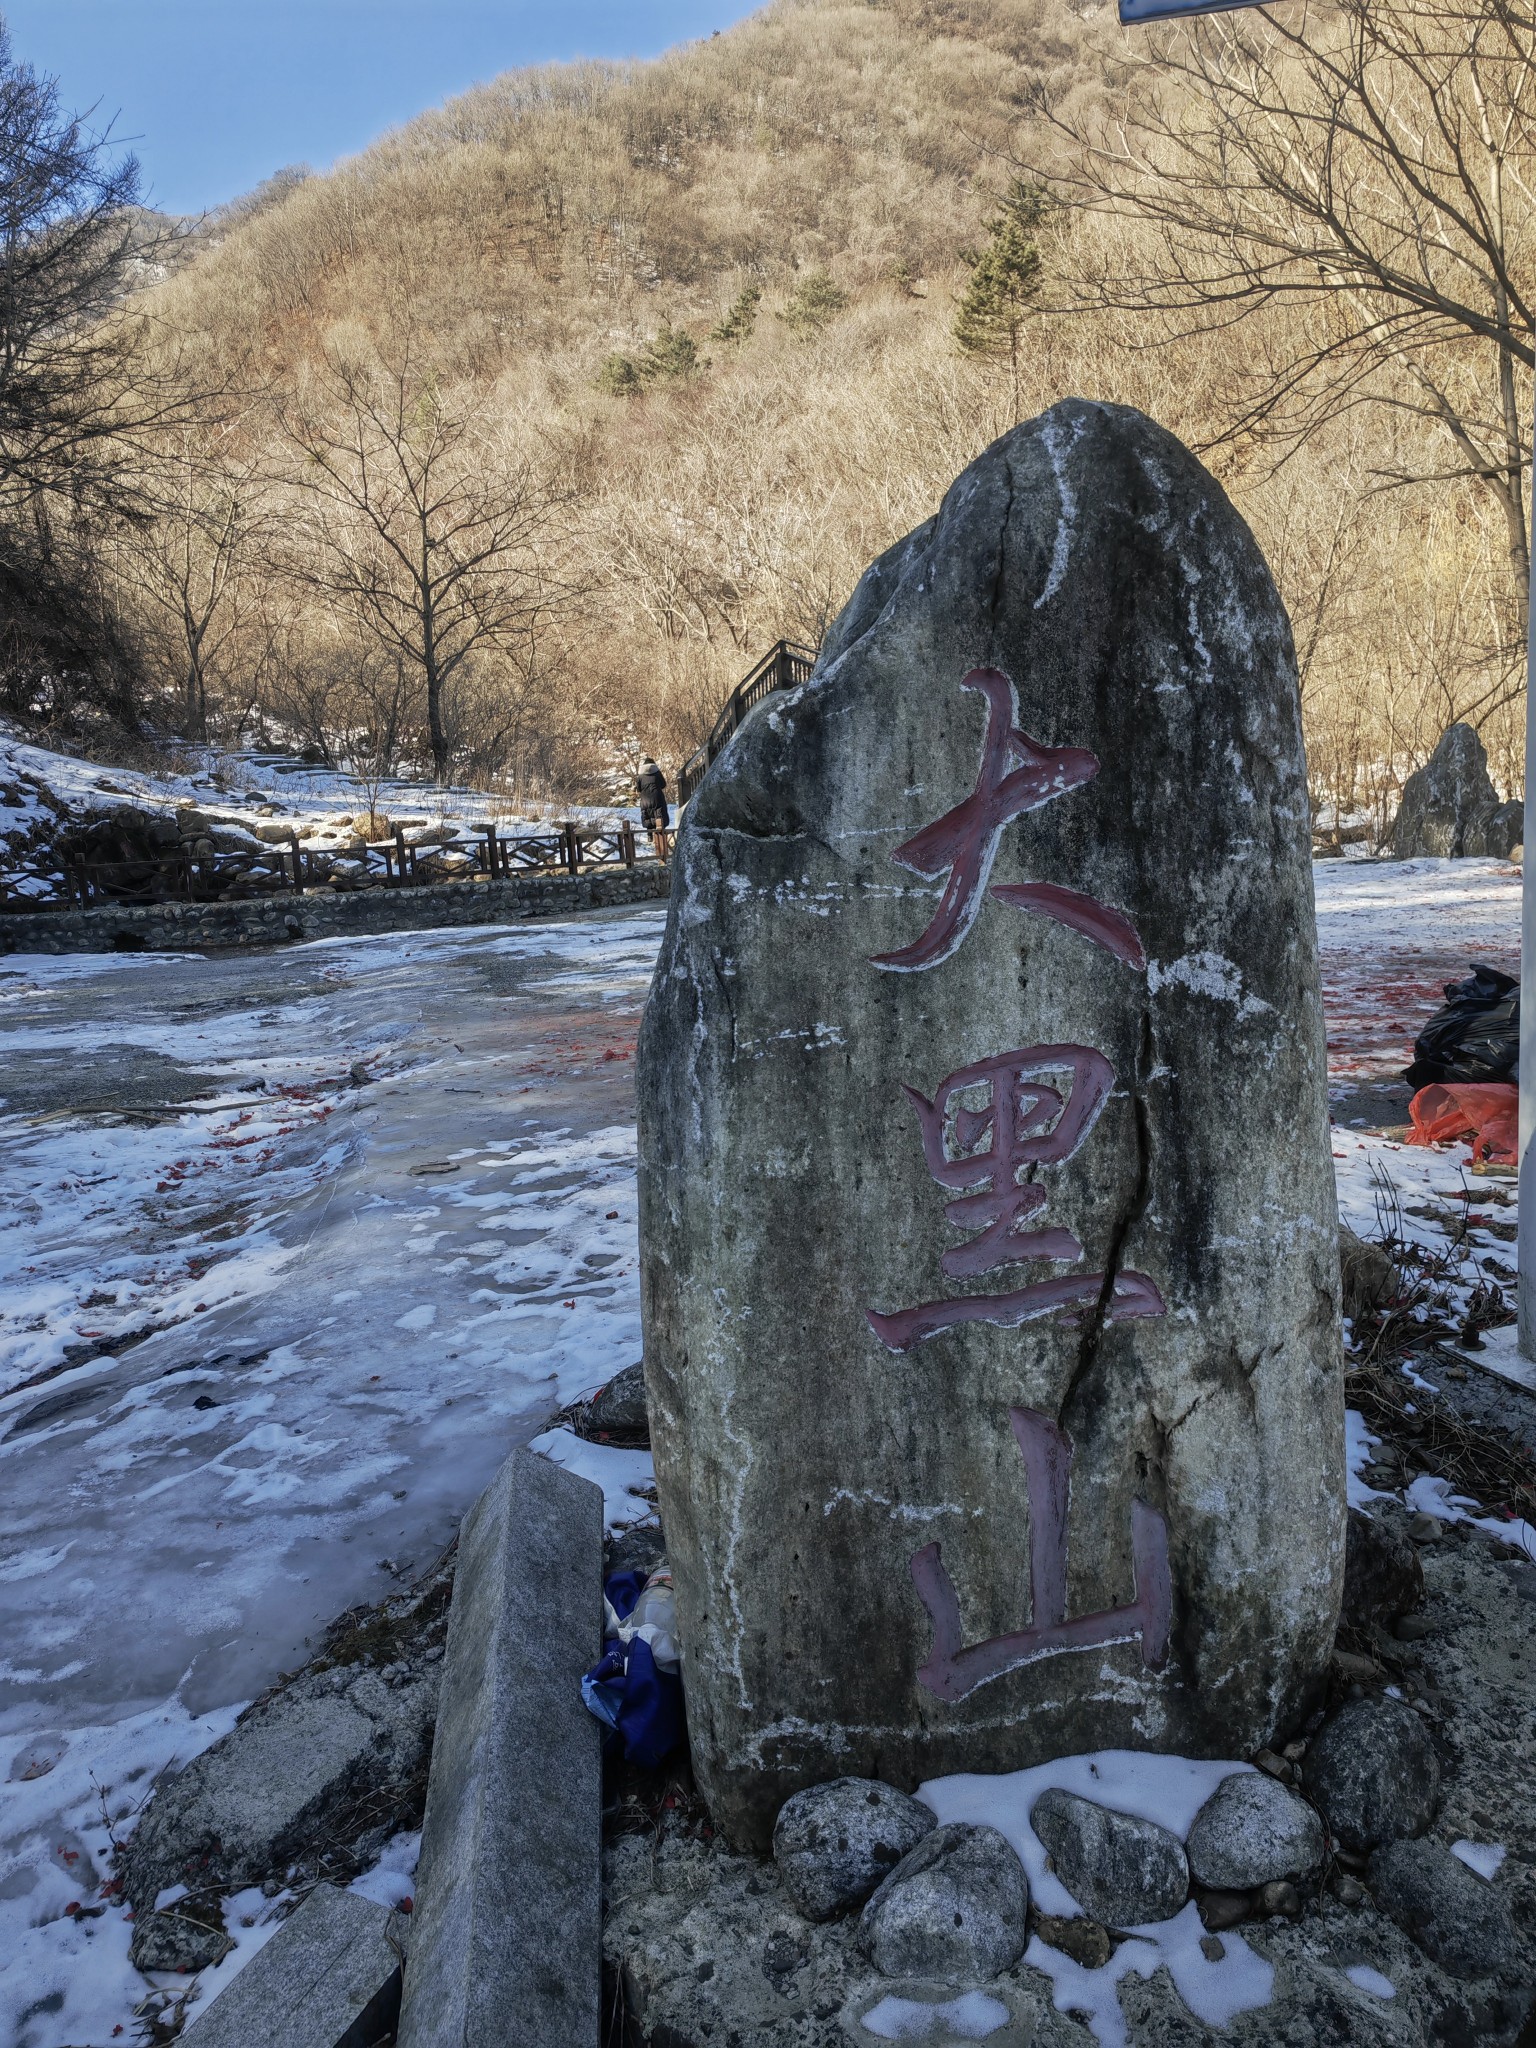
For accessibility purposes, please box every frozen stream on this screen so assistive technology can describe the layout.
[0,906,665,2043]
[1,907,666,1718]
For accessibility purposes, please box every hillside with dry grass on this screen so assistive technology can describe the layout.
[73,0,1532,823]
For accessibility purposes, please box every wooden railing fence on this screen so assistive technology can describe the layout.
[46,820,648,911]
[676,639,817,808]
[3,638,818,913]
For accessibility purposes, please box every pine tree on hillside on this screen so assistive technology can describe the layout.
[777,269,849,336]
[597,352,643,396]
[596,326,701,397]
[640,326,701,382]
[711,285,762,344]
[953,181,1046,416]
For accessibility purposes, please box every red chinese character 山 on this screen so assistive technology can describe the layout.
[864,664,1170,1702]
[911,1407,1172,1702]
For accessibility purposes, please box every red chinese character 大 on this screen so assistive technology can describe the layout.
[910,1406,1172,1702]
[865,1046,1165,1351]
[871,667,1144,973]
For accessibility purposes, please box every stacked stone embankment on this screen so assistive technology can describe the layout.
[0,864,670,955]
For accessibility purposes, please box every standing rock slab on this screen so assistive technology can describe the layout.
[859,1822,1028,1981]
[1185,1771,1324,1890]
[774,1777,937,1921]
[179,1883,400,2048]
[1390,723,1521,859]
[1030,1789,1188,1926]
[639,398,1343,1848]
[396,1450,603,2048]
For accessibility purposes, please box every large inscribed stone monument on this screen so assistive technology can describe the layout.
[638,400,1344,1850]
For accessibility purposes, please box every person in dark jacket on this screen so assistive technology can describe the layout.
[636,757,670,852]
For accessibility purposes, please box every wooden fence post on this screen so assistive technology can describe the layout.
[620,822,635,867]
[562,822,579,875]
[394,827,409,886]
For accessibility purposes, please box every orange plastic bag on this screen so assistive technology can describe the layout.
[1406,1082,1518,1165]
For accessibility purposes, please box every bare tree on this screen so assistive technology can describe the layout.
[275,332,575,782]
[0,25,192,724]
[114,425,264,738]
[1033,0,1536,688]
[0,26,186,516]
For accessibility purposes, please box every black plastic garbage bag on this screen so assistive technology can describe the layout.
[1404,963,1519,1088]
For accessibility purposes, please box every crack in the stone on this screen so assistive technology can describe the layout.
[1061,1004,1155,1431]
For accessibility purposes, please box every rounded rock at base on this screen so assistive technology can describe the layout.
[1303,1696,1440,1851]
[1367,1839,1517,1981]
[1029,1788,1188,1927]
[859,1822,1028,1982]
[773,1777,937,1922]
[1185,1770,1325,1890]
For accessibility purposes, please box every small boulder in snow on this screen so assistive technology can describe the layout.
[1030,1788,1188,1927]
[859,1822,1027,1981]
[587,1363,649,1439]
[1185,1771,1324,1890]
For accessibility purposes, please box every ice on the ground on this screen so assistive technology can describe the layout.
[1450,1839,1507,1879]
[527,1427,656,1533]
[0,908,664,2048]
[1404,1473,1536,1560]
[1312,856,1520,956]
[350,1827,421,1910]
[920,1751,1271,2046]
[1346,1409,1393,1510]
[1345,1964,1397,1999]
[0,1694,244,2048]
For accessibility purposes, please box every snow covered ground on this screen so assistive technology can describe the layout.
[1314,854,1520,1083]
[0,724,644,901]
[0,855,1529,2045]
[0,906,663,2044]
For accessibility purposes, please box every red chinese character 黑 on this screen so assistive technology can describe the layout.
[866,1045,1165,1351]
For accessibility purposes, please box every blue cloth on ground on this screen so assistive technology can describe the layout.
[582,1569,683,1769]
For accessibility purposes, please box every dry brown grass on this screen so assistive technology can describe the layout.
[94,0,1532,805]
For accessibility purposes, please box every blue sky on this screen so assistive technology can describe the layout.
[8,2,760,216]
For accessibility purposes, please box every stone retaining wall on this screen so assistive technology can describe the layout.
[0,864,671,955]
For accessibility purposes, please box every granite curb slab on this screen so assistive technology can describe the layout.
[396,1449,604,2048]
[179,1883,401,2048]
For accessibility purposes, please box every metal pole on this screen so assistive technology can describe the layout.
[1520,377,1536,1357]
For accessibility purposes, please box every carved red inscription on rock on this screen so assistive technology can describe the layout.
[911,1406,1172,1702]
[864,662,1170,1697]
[864,1046,1165,1351]
[870,667,1144,973]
